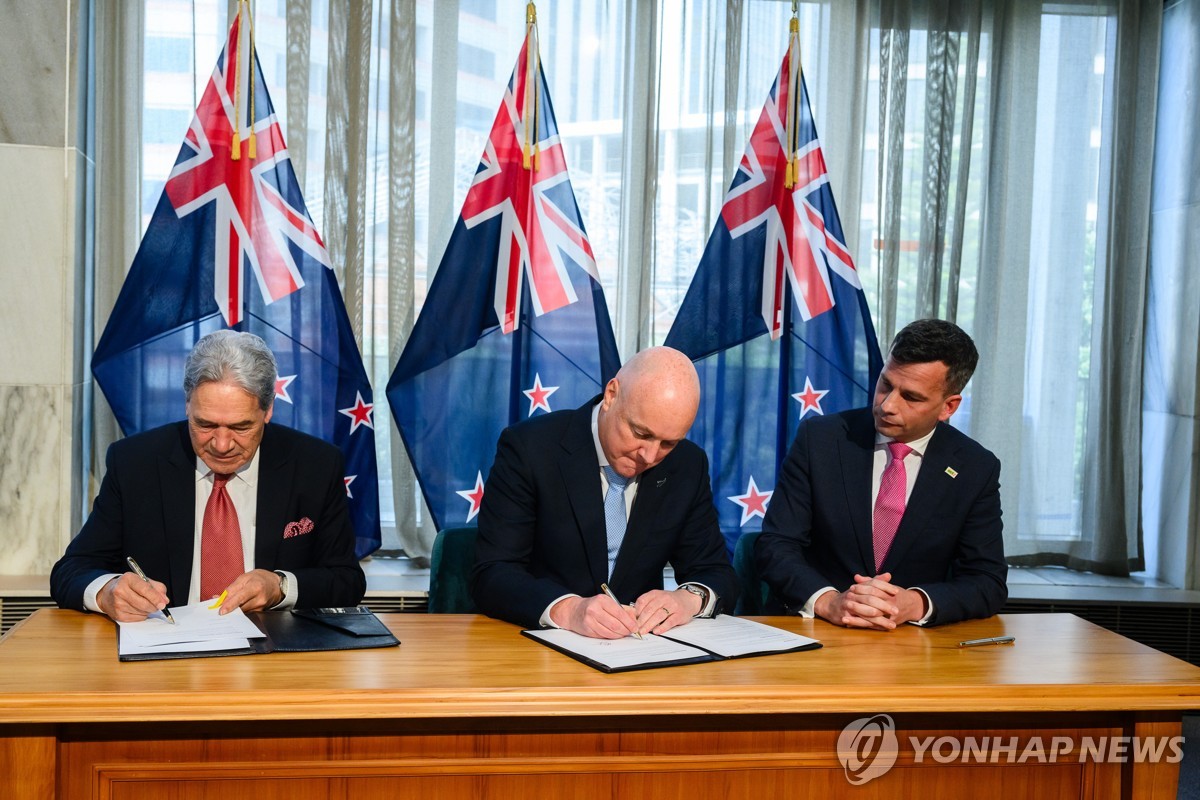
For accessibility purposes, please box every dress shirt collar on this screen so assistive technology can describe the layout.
[193,446,261,488]
[874,424,937,457]
[591,402,640,488]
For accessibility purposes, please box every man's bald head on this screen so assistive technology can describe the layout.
[597,347,700,479]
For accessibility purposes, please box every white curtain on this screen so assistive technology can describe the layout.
[103,0,1168,577]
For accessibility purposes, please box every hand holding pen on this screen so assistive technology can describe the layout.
[119,557,175,624]
[601,583,644,640]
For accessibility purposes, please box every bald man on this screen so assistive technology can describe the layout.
[471,347,739,638]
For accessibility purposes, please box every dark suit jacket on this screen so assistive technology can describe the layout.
[471,399,739,629]
[50,422,366,612]
[755,408,1006,626]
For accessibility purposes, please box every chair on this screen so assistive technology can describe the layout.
[427,527,478,613]
[732,530,770,615]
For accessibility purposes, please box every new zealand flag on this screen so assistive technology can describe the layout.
[92,12,381,558]
[387,37,620,532]
[664,46,883,553]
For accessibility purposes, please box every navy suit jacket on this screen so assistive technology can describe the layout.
[50,422,366,612]
[470,399,739,629]
[755,408,1006,625]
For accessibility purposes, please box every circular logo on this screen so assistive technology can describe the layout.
[836,713,899,785]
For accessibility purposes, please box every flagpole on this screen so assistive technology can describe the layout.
[509,2,540,425]
[778,2,801,468]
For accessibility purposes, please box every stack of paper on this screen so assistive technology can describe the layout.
[117,601,266,658]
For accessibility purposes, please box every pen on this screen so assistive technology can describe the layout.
[958,635,1015,648]
[125,557,175,624]
[600,583,643,640]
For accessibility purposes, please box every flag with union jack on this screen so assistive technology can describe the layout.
[92,12,381,558]
[664,44,883,554]
[386,35,619,533]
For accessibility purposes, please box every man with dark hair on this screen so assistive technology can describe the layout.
[756,319,1006,628]
[51,330,365,621]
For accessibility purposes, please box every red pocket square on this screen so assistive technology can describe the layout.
[284,517,314,538]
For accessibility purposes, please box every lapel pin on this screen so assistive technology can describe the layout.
[945,467,958,479]
[656,477,668,488]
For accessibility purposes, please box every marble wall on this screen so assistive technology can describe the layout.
[0,0,90,576]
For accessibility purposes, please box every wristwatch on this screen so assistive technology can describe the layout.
[680,583,711,615]
[274,570,289,601]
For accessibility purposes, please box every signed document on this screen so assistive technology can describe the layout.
[117,601,266,659]
[523,615,820,673]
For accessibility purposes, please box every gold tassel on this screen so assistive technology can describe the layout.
[523,3,539,171]
[784,15,800,187]
[247,0,257,159]
[230,1,244,159]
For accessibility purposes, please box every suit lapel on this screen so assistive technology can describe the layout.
[609,461,668,591]
[840,410,878,573]
[255,425,293,570]
[880,423,956,572]
[557,402,608,587]
[162,423,198,599]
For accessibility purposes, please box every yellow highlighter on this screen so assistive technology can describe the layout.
[208,589,228,609]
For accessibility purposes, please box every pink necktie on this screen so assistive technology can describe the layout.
[201,473,242,600]
[873,442,913,572]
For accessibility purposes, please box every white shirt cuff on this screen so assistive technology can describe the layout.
[907,587,935,625]
[271,570,298,610]
[801,587,837,618]
[539,594,580,628]
[83,573,121,614]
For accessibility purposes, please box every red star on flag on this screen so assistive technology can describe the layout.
[522,373,559,417]
[274,374,296,404]
[344,474,356,498]
[728,476,773,526]
[338,391,374,434]
[791,377,829,419]
[456,471,486,523]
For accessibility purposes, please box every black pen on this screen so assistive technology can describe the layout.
[126,557,175,624]
[958,635,1014,648]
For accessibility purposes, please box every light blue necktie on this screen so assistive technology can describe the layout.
[602,465,629,578]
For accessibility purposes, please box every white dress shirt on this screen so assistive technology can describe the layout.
[801,426,937,624]
[82,447,297,612]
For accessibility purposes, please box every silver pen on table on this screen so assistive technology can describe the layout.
[958,635,1015,648]
[125,556,175,624]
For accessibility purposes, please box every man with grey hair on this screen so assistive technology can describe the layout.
[51,330,365,620]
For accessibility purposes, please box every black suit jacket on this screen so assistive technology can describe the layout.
[50,422,366,611]
[755,408,1006,625]
[471,399,739,629]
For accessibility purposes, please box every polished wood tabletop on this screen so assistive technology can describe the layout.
[1,610,1198,725]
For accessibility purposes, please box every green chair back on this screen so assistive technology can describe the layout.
[428,527,478,613]
[732,530,769,615]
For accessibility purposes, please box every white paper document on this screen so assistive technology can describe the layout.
[523,615,820,672]
[525,628,710,671]
[117,600,266,658]
[656,615,820,658]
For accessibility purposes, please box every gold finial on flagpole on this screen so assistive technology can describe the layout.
[246,0,258,159]
[784,9,801,187]
[523,2,541,170]
[230,1,244,160]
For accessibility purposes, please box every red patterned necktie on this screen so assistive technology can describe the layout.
[873,442,913,572]
[201,473,242,600]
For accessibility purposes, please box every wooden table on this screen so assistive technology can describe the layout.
[0,610,1197,799]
